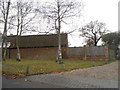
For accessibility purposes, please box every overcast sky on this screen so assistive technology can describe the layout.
[68,0,119,47]
[0,0,119,47]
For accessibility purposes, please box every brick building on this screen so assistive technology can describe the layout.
[6,33,115,60]
[7,33,68,60]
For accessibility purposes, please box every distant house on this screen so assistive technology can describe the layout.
[7,33,68,60]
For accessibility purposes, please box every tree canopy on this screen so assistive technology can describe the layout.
[102,32,120,48]
[102,31,120,59]
[79,20,109,46]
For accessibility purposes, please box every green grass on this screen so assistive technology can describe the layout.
[2,59,117,77]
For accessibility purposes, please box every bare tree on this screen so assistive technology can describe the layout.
[0,0,11,60]
[84,39,94,46]
[13,0,36,61]
[36,0,83,65]
[79,20,109,46]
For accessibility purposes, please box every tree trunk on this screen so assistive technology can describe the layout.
[94,35,97,46]
[57,0,63,65]
[16,14,21,61]
[3,40,7,60]
[16,35,21,61]
[2,0,10,61]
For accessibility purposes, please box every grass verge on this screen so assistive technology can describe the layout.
[2,59,117,78]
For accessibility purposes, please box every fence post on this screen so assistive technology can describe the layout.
[84,45,87,60]
[105,46,109,60]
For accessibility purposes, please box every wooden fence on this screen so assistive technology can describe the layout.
[67,46,115,60]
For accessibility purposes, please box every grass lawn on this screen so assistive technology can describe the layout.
[2,59,117,77]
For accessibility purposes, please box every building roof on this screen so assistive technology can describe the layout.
[7,33,68,48]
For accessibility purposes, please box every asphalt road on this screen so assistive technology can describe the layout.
[2,73,119,88]
[2,76,65,88]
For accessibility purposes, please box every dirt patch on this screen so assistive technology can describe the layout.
[2,71,26,79]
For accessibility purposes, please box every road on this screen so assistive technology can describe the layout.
[2,76,64,88]
[61,61,119,81]
[2,73,118,88]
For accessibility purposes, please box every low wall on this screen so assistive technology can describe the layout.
[7,46,115,60]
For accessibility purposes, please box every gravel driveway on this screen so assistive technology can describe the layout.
[60,61,118,81]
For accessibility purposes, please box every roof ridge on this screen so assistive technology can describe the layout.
[8,33,67,37]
